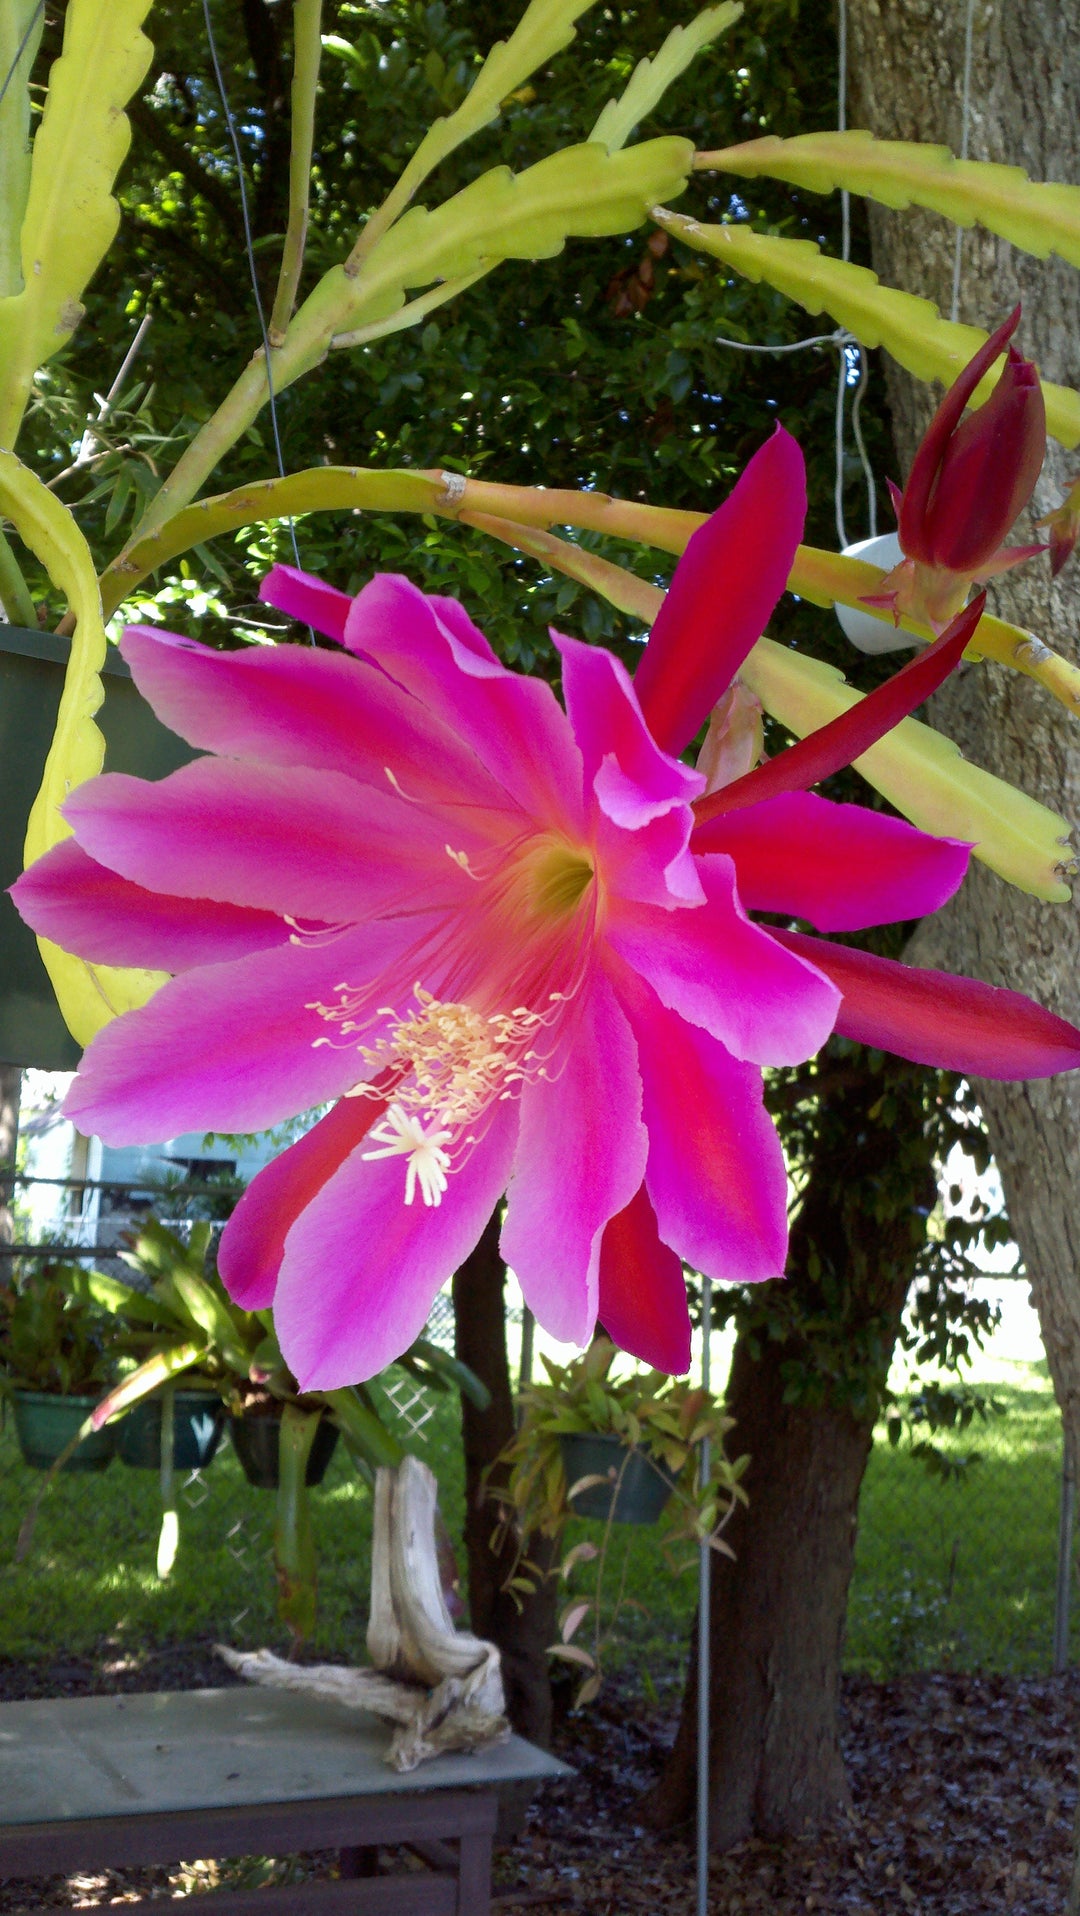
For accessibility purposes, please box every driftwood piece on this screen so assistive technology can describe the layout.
[218,1455,509,1772]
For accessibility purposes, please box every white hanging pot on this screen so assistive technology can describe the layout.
[834,532,920,655]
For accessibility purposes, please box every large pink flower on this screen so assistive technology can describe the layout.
[13,431,1080,1388]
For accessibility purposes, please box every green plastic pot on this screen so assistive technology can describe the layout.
[559,1430,675,1524]
[11,1389,116,1472]
[117,1391,226,1471]
[228,1410,339,1489]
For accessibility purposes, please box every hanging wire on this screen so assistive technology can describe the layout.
[949,0,978,323]
[0,1,45,116]
[199,0,304,584]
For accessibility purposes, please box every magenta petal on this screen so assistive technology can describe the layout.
[772,929,1080,1079]
[615,969,787,1281]
[65,760,474,922]
[273,1100,519,1389]
[692,792,970,931]
[598,1184,691,1374]
[696,593,986,825]
[633,427,807,756]
[61,917,433,1141]
[120,627,520,830]
[259,564,352,641]
[11,839,291,969]
[342,574,586,835]
[501,967,647,1348]
[219,1096,385,1309]
[555,631,703,823]
[606,854,839,1066]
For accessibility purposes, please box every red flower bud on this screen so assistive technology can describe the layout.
[860,310,1047,632]
[898,306,1045,572]
[1037,477,1080,579]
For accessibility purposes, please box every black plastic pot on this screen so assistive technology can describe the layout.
[0,627,195,1069]
[11,1389,116,1471]
[228,1410,339,1489]
[559,1430,675,1524]
[117,1390,226,1471]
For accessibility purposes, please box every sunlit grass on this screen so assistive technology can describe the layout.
[0,1332,1066,1683]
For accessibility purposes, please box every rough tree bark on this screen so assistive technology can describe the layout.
[647,1058,937,1843]
[846,0,1080,1488]
[453,1208,557,1747]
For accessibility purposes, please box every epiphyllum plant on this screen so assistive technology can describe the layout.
[862,306,1047,633]
[13,432,1080,1390]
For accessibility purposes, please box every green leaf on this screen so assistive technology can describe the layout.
[321,1386,405,1468]
[0,0,154,447]
[0,449,166,1044]
[591,5,740,153]
[92,1340,209,1426]
[705,130,1080,270]
[655,213,1080,450]
[408,1337,491,1409]
[274,1404,320,1646]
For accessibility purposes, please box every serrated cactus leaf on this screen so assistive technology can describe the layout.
[366,138,694,296]
[655,214,1080,449]
[702,130,1080,270]
[590,4,740,153]
[0,451,164,1045]
[0,0,154,449]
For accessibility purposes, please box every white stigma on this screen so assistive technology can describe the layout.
[361,1102,454,1208]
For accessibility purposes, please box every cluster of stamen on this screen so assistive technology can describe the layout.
[334,985,568,1208]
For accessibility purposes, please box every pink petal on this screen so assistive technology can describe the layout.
[598,1184,691,1374]
[64,760,474,923]
[695,593,985,825]
[633,427,807,755]
[692,792,970,931]
[501,967,647,1348]
[257,565,351,641]
[606,854,839,1067]
[555,631,704,824]
[219,1094,386,1309]
[337,574,587,836]
[273,1100,519,1388]
[773,929,1080,1079]
[614,966,788,1281]
[62,916,435,1141]
[120,626,522,831]
[11,839,291,969]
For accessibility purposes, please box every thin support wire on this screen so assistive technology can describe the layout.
[850,342,878,538]
[199,0,303,581]
[837,0,850,265]
[696,1273,713,1916]
[950,0,978,325]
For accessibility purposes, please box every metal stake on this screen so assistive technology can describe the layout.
[697,1274,712,1916]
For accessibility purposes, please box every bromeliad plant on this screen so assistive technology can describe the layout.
[489,1337,745,1706]
[0,1263,114,1398]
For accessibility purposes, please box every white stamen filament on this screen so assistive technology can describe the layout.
[361,1102,454,1207]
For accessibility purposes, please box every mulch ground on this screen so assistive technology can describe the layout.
[0,1644,1075,1912]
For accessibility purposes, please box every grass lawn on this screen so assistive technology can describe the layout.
[0,1332,1067,1685]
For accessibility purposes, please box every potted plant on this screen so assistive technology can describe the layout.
[0,1264,116,1470]
[490,1338,747,1705]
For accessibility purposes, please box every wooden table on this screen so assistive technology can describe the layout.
[0,1686,569,1912]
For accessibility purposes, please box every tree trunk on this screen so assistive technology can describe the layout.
[453,1209,556,1746]
[845,0,1080,1459]
[648,1057,937,1843]
[0,1064,19,1255]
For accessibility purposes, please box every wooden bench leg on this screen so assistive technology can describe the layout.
[339,1843,380,1877]
[457,1829,492,1915]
